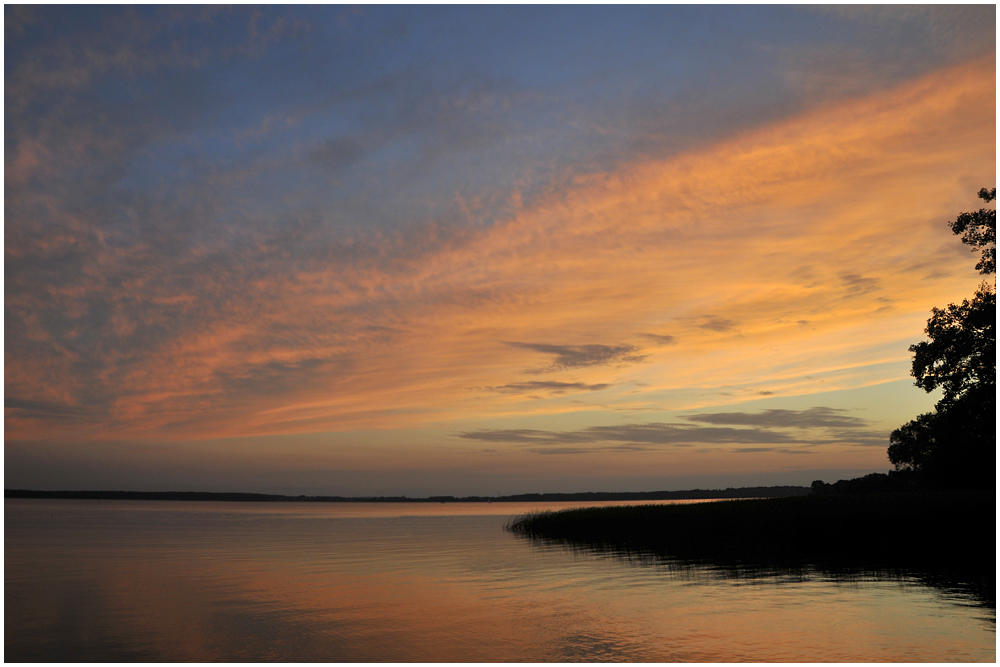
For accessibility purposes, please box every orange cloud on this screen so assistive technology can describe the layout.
[6,57,994,446]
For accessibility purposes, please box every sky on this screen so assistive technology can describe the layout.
[4,5,996,496]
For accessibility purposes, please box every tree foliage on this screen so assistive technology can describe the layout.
[908,285,995,409]
[888,412,938,473]
[888,188,996,488]
[949,187,996,275]
[888,393,994,488]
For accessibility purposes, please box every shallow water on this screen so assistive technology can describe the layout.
[5,499,995,661]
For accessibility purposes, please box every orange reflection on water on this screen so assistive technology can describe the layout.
[5,500,995,661]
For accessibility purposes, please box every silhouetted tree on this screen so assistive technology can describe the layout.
[908,284,996,411]
[887,413,939,473]
[950,187,996,275]
[888,189,996,488]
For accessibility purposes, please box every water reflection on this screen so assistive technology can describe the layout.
[515,524,996,616]
[6,499,995,662]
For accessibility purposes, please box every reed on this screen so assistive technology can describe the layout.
[506,491,994,603]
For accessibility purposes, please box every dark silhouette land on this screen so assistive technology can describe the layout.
[505,490,994,609]
[888,187,995,489]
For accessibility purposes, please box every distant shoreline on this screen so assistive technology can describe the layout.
[4,486,810,503]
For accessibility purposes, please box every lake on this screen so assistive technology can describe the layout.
[5,499,995,661]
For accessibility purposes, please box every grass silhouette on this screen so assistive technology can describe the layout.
[507,491,994,607]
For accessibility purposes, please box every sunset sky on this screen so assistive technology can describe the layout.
[5,6,996,496]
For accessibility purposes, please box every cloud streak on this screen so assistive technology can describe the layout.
[681,407,869,430]
[698,318,739,333]
[506,343,647,373]
[457,407,884,453]
[638,333,678,345]
[490,381,612,395]
[3,8,993,456]
[460,423,799,446]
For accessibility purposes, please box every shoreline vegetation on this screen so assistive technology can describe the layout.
[505,489,995,608]
[4,486,809,503]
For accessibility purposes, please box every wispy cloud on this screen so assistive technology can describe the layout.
[638,333,677,345]
[526,444,656,456]
[698,318,739,333]
[681,407,869,430]
[4,6,993,495]
[458,407,887,453]
[457,423,793,447]
[464,419,804,446]
[490,381,612,395]
[732,447,813,455]
[506,342,647,372]
[840,273,881,297]
[4,21,993,444]
[4,398,94,423]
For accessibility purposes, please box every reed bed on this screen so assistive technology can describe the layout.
[506,491,994,603]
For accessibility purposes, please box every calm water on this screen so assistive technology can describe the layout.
[5,499,995,662]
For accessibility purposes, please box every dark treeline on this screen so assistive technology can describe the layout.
[4,486,810,503]
[809,470,921,495]
[812,191,995,498]
[886,188,995,489]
